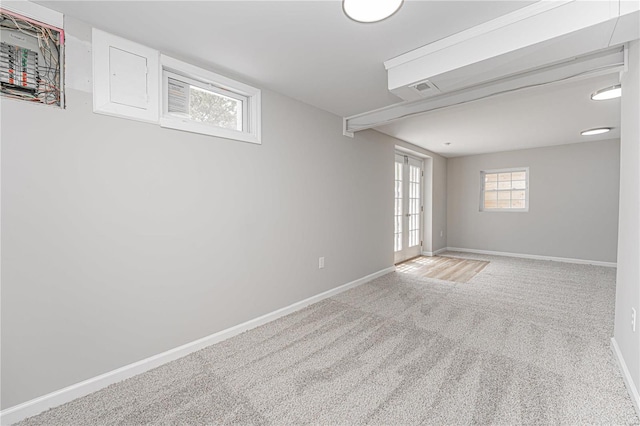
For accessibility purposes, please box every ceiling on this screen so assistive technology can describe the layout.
[34,0,621,157]
[37,0,532,118]
[375,73,622,157]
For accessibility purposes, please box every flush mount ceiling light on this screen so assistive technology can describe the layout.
[581,127,612,136]
[343,0,404,23]
[591,84,622,100]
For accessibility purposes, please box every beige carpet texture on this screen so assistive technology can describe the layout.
[18,252,639,425]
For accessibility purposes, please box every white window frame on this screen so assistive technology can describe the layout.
[480,167,529,212]
[160,55,261,144]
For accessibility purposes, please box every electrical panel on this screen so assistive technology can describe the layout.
[0,8,63,106]
[0,41,39,91]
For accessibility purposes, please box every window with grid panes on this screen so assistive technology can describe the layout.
[480,168,528,212]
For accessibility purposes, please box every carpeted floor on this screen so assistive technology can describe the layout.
[19,252,639,425]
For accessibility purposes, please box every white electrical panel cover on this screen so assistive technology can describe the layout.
[92,28,159,123]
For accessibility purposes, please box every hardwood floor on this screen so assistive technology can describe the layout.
[396,255,489,283]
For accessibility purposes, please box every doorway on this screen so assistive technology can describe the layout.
[394,153,423,264]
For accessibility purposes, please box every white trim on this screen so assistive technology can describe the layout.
[422,248,447,257]
[0,266,395,425]
[342,117,354,138]
[445,247,617,268]
[611,337,640,418]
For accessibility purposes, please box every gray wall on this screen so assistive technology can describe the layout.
[0,18,396,409]
[447,140,620,263]
[432,154,448,252]
[614,39,640,404]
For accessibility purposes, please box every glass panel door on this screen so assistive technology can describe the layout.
[394,153,423,264]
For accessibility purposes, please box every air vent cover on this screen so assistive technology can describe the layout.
[409,79,440,98]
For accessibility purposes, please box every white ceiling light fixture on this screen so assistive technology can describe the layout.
[581,127,612,136]
[343,0,404,23]
[591,84,622,100]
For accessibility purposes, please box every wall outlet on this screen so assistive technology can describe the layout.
[632,308,637,332]
[319,257,325,269]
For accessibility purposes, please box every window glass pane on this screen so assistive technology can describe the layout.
[484,173,498,182]
[484,191,498,201]
[498,181,512,190]
[189,86,242,131]
[498,200,511,208]
[484,200,498,209]
[512,180,526,189]
[511,171,526,180]
[485,181,498,190]
[498,191,511,200]
[512,190,526,200]
[498,173,511,181]
[512,199,526,209]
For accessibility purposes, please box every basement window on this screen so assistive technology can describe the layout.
[160,55,261,144]
[480,168,529,212]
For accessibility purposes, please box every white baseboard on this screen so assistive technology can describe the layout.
[422,248,447,257]
[611,337,640,418]
[444,247,617,268]
[0,266,395,426]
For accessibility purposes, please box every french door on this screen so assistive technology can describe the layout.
[394,153,423,264]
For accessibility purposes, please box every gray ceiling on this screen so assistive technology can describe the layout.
[375,73,622,157]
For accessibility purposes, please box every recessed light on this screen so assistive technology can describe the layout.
[343,0,404,23]
[591,84,622,100]
[581,127,612,136]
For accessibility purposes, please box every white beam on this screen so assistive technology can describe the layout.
[385,0,618,95]
[346,47,625,133]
